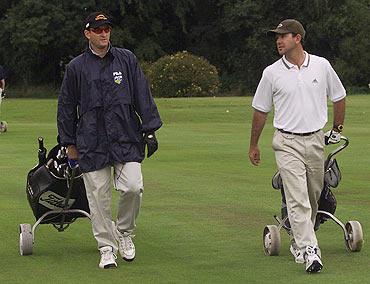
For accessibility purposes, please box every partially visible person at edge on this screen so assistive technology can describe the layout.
[0,64,6,94]
[57,12,162,269]
[248,19,346,273]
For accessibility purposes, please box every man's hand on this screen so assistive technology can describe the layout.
[249,146,261,166]
[144,132,158,158]
[66,145,79,168]
[324,129,341,145]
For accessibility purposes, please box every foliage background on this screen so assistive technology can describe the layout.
[0,0,369,94]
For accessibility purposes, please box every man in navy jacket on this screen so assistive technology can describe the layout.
[57,11,162,269]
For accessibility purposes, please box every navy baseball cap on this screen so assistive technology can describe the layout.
[84,12,113,30]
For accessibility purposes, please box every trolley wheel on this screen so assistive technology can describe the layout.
[345,221,363,252]
[263,225,281,256]
[19,223,33,256]
[0,121,7,133]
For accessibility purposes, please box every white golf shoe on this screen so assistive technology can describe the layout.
[115,230,136,261]
[99,246,117,269]
[304,245,323,273]
[290,243,304,264]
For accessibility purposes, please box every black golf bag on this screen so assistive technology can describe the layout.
[26,137,90,224]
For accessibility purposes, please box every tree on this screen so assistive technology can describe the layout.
[93,0,194,61]
[0,0,95,85]
[0,0,369,90]
[0,0,195,86]
[185,0,370,92]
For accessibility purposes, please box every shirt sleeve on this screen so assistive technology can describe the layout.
[57,64,79,146]
[131,54,162,133]
[325,60,346,102]
[251,69,273,113]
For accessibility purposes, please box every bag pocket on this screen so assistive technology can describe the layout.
[324,158,341,188]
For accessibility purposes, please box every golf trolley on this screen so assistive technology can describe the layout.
[263,136,364,256]
[0,88,7,133]
[19,137,90,256]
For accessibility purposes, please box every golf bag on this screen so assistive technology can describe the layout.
[315,156,341,226]
[26,138,90,224]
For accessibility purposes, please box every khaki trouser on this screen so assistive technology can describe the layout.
[272,130,324,254]
[83,162,143,252]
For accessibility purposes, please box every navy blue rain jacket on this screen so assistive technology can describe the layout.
[57,47,162,173]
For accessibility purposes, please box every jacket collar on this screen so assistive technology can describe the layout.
[87,42,113,58]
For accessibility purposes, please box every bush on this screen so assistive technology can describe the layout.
[148,51,220,97]
[139,61,153,80]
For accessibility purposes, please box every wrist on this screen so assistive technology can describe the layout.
[145,132,155,138]
[333,124,344,133]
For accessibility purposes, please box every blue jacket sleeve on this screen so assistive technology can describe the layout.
[0,65,5,80]
[131,55,162,133]
[57,64,78,146]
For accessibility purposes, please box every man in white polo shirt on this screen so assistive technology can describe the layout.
[249,19,346,273]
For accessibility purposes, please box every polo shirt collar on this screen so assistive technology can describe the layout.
[302,51,310,67]
[281,51,310,69]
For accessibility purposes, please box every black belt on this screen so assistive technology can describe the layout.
[278,129,320,136]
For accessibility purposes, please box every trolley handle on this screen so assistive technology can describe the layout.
[38,137,44,148]
[327,136,349,161]
[37,137,47,165]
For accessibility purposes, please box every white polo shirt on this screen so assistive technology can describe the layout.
[252,52,346,133]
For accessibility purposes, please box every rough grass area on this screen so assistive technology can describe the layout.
[0,96,369,283]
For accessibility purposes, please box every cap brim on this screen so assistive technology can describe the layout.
[88,20,113,29]
[267,28,291,36]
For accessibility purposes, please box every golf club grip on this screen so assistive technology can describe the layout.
[38,137,44,150]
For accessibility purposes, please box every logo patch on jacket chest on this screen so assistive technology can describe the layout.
[113,71,123,84]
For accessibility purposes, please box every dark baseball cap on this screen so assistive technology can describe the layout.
[84,12,113,30]
[268,19,305,39]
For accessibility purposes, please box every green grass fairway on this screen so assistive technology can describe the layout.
[0,96,369,283]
